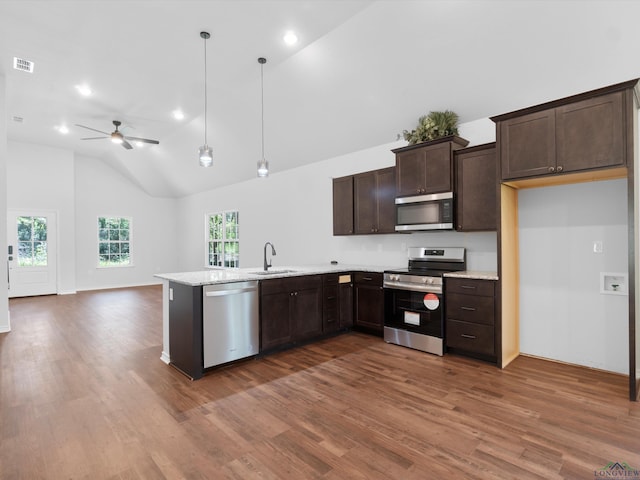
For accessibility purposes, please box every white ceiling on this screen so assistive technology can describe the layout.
[2,1,640,198]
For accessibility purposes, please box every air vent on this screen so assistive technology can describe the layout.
[13,57,34,73]
[12,116,24,123]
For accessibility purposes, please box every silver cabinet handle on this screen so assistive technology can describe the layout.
[461,306,476,311]
[461,334,476,339]
[460,285,476,290]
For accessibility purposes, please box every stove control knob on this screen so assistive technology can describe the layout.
[422,277,434,285]
[392,275,400,282]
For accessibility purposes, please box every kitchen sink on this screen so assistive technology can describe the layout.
[250,269,298,276]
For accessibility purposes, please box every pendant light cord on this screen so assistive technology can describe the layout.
[203,34,208,144]
[260,61,264,160]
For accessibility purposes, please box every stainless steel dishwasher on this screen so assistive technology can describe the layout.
[202,280,259,368]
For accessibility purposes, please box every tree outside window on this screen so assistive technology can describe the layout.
[98,217,131,267]
[17,216,48,267]
[207,211,239,267]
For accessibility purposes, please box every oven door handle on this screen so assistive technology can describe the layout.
[383,281,442,294]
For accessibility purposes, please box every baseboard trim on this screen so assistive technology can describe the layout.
[519,352,627,377]
[0,312,11,333]
[76,281,162,292]
[160,351,171,364]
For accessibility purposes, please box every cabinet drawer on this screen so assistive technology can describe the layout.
[446,278,495,297]
[353,272,383,285]
[446,292,494,325]
[446,320,494,356]
[261,275,321,295]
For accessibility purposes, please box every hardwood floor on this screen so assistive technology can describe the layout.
[2,285,640,479]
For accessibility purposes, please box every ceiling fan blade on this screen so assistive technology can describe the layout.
[121,139,133,150]
[124,136,159,145]
[81,136,109,140]
[75,124,110,135]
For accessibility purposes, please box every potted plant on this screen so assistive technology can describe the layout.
[402,110,460,145]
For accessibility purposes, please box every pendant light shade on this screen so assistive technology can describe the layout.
[198,31,212,167]
[257,57,269,177]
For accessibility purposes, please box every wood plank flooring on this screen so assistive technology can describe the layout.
[2,285,640,479]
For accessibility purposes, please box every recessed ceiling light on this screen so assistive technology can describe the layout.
[57,125,69,134]
[75,84,92,97]
[172,109,185,120]
[283,30,298,46]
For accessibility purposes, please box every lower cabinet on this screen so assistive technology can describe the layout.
[260,275,323,351]
[323,273,354,334]
[168,282,203,379]
[445,277,496,361]
[353,272,384,334]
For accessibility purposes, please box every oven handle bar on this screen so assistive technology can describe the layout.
[383,281,442,294]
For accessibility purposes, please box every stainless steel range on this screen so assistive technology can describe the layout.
[383,247,466,356]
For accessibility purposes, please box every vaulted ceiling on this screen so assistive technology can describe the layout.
[2,1,640,198]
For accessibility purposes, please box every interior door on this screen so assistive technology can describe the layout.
[7,210,57,298]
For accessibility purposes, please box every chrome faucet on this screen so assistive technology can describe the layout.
[263,242,276,271]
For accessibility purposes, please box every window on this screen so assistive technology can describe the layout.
[207,211,239,267]
[17,216,48,266]
[98,216,131,267]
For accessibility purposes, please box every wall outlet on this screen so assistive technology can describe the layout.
[593,240,603,253]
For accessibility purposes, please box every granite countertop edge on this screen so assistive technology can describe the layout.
[444,271,499,281]
[154,264,395,286]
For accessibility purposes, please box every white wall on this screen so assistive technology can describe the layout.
[74,154,179,290]
[176,119,498,273]
[519,179,629,374]
[6,143,179,293]
[0,74,9,332]
[7,141,76,294]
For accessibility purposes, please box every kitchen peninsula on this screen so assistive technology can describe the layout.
[156,264,497,379]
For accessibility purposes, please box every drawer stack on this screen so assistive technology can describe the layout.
[445,278,496,361]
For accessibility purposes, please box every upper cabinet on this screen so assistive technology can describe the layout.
[455,143,497,231]
[354,167,396,234]
[333,176,354,235]
[493,82,635,182]
[333,166,396,236]
[393,136,469,197]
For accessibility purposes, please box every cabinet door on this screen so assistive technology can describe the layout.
[423,142,453,194]
[395,149,426,197]
[375,167,396,233]
[323,279,340,334]
[354,171,377,234]
[455,145,497,231]
[556,91,625,173]
[354,273,384,332]
[339,282,353,329]
[333,176,354,235]
[260,290,293,351]
[293,287,323,341]
[500,109,556,180]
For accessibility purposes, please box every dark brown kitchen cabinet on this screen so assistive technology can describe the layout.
[332,176,354,235]
[260,275,323,351]
[354,167,396,234]
[445,277,496,362]
[495,88,628,181]
[393,136,469,197]
[323,273,354,333]
[455,143,497,231]
[353,272,384,334]
[168,282,203,379]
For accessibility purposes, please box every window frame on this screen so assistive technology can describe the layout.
[205,210,240,268]
[97,215,133,268]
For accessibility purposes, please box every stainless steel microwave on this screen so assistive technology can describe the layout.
[395,192,454,231]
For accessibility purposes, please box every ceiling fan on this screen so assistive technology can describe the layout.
[75,120,159,150]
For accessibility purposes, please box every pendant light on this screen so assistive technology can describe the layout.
[257,57,269,177]
[198,31,213,167]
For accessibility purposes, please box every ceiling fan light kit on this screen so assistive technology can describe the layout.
[75,119,159,151]
[198,31,213,168]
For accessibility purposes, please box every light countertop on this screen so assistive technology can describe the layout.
[154,264,397,286]
[444,271,498,281]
